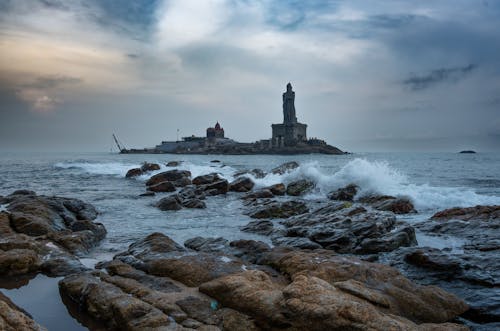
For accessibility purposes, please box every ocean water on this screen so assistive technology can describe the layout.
[0,152,499,329]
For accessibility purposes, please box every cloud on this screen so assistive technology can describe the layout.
[15,89,62,112]
[22,75,82,89]
[403,64,477,91]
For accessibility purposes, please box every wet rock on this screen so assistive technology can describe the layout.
[404,248,462,272]
[228,177,255,192]
[140,162,160,172]
[271,161,299,175]
[286,179,314,196]
[172,177,192,187]
[165,161,181,167]
[0,248,39,276]
[431,205,500,221]
[147,181,176,192]
[192,173,221,186]
[202,179,229,195]
[248,201,308,219]
[210,160,221,163]
[0,292,47,330]
[184,237,229,252]
[328,184,358,201]
[228,240,272,263]
[139,192,155,197]
[277,203,417,254]
[178,186,206,201]
[271,237,322,250]
[241,220,274,235]
[267,183,286,196]
[234,169,266,179]
[156,196,182,211]
[359,195,416,214]
[181,198,206,209]
[242,189,274,200]
[125,168,143,178]
[146,170,191,187]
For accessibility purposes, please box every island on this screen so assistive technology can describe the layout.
[118,83,346,155]
[459,150,476,154]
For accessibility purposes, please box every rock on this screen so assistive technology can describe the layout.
[210,160,221,163]
[165,161,181,167]
[0,292,47,330]
[241,220,275,235]
[286,179,314,196]
[192,173,221,186]
[248,201,308,219]
[328,184,358,201]
[140,162,160,172]
[172,177,192,187]
[125,168,143,178]
[404,248,462,272]
[242,189,274,200]
[202,179,229,195]
[228,177,255,192]
[178,186,206,201]
[181,198,206,209]
[267,183,286,196]
[147,181,176,192]
[0,248,39,276]
[234,169,266,179]
[374,197,416,214]
[355,226,417,254]
[156,196,182,211]
[275,203,418,254]
[139,192,155,197]
[184,237,229,252]
[271,161,299,175]
[146,170,191,187]
[271,237,322,250]
[431,205,500,221]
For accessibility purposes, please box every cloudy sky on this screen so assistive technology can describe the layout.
[0,0,499,152]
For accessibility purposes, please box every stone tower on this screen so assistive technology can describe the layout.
[272,83,307,147]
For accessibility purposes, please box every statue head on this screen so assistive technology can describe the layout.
[286,82,292,92]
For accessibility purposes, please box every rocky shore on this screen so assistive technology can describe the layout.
[1,161,499,330]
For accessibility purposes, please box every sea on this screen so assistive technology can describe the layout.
[1,151,499,330]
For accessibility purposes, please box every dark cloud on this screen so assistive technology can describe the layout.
[403,64,476,91]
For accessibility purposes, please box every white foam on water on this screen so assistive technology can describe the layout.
[55,162,137,177]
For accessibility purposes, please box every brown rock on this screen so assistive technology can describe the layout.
[271,161,299,175]
[192,173,221,186]
[0,292,47,331]
[229,177,255,192]
[286,179,314,196]
[147,181,177,193]
[0,248,39,276]
[249,201,308,219]
[328,184,358,201]
[141,162,160,172]
[431,205,500,221]
[146,170,191,187]
[126,168,143,178]
[267,183,286,196]
[156,196,182,211]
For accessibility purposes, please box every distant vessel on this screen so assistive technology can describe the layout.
[459,150,476,154]
[116,83,345,155]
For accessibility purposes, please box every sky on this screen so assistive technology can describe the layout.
[0,0,499,152]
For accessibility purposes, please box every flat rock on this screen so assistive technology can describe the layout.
[248,201,308,219]
[286,179,314,196]
[0,292,47,330]
[328,184,358,201]
[146,170,191,187]
[125,168,143,178]
[228,177,255,192]
[271,161,299,175]
[147,181,176,192]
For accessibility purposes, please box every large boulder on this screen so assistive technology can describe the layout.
[359,195,416,214]
[192,173,221,186]
[125,168,142,178]
[156,196,182,211]
[229,177,255,192]
[431,205,500,221]
[141,162,160,172]
[328,184,358,201]
[147,181,176,193]
[286,179,314,196]
[0,292,47,331]
[248,201,309,219]
[146,170,191,187]
[271,161,299,175]
[202,179,229,196]
[267,183,286,196]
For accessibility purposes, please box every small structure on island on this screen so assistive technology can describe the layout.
[271,83,307,147]
[206,122,225,139]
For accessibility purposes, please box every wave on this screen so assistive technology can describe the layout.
[55,158,500,212]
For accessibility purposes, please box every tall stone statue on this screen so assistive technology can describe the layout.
[283,82,297,124]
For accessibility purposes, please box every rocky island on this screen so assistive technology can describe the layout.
[119,83,346,155]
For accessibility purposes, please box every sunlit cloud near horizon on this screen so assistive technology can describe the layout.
[1,0,499,152]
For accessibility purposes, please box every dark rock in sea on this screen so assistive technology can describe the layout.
[181,198,206,209]
[359,194,416,214]
[146,169,191,187]
[266,183,286,196]
[459,150,476,154]
[178,185,206,201]
[60,233,468,330]
[0,191,105,278]
[172,177,192,187]
[125,168,142,178]
[140,162,160,172]
[286,179,314,196]
[184,237,229,252]
[229,177,255,192]
[242,189,274,200]
[210,159,221,163]
[201,179,229,195]
[147,180,176,192]
[234,168,266,179]
[241,219,275,235]
[165,160,181,167]
[328,184,358,201]
[431,205,500,221]
[0,292,47,330]
[192,173,221,185]
[355,226,417,254]
[248,200,309,219]
[139,191,155,197]
[156,195,182,211]
[271,236,322,250]
[271,161,299,175]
